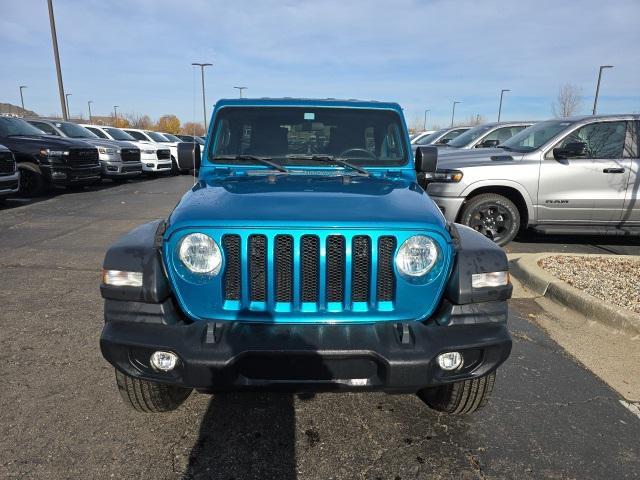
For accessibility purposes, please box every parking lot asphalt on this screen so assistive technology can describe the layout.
[1,176,639,480]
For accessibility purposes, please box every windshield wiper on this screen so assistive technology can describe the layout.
[213,155,288,173]
[286,154,370,176]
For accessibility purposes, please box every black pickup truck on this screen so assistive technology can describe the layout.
[0,116,101,196]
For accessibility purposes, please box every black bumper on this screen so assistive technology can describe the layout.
[0,172,19,197]
[100,299,511,393]
[44,164,102,185]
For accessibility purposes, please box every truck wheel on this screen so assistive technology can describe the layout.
[115,369,192,413]
[460,193,520,246]
[418,372,495,415]
[19,168,46,197]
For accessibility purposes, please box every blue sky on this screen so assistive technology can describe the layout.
[1,0,639,128]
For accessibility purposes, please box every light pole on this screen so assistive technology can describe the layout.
[233,86,247,98]
[497,89,510,122]
[19,85,27,112]
[192,62,213,130]
[113,105,119,126]
[423,109,430,130]
[87,100,93,123]
[592,65,613,115]
[65,93,72,119]
[450,101,460,127]
[47,0,67,120]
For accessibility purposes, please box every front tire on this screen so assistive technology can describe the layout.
[459,193,520,246]
[19,168,46,197]
[418,372,495,415]
[115,369,192,413]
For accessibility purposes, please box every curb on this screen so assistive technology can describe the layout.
[508,253,640,336]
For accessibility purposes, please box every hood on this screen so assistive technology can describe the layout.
[72,138,135,149]
[167,173,447,232]
[4,134,96,149]
[435,148,523,169]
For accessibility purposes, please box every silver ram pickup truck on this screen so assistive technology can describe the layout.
[420,114,640,245]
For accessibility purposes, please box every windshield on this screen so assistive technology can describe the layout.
[0,117,47,137]
[57,122,98,139]
[501,120,573,152]
[447,124,494,148]
[414,128,447,145]
[105,127,136,141]
[210,107,407,166]
[162,133,182,142]
[145,131,169,142]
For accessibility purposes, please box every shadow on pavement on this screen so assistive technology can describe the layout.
[182,393,297,480]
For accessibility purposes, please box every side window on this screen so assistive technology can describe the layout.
[31,122,58,135]
[126,130,147,141]
[547,121,627,159]
[440,129,465,142]
[483,126,523,144]
[87,127,108,139]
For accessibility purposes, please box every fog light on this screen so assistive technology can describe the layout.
[437,351,463,371]
[150,351,178,372]
[146,163,154,167]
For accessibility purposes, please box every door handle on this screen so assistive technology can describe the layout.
[603,168,625,174]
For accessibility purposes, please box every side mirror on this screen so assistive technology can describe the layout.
[177,142,201,171]
[553,141,586,160]
[415,145,438,185]
[477,139,500,148]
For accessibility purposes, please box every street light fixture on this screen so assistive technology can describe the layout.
[497,89,510,122]
[192,62,213,131]
[451,101,461,127]
[233,86,247,98]
[88,100,93,123]
[65,93,72,119]
[592,65,613,115]
[423,109,430,130]
[19,85,27,112]
[46,0,67,120]
[113,105,119,126]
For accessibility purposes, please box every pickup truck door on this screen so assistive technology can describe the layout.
[620,120,640,224]
[537,120,631,223]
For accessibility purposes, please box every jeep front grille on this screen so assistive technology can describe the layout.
[221,233,397,311]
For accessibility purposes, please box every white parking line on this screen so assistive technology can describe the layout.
[620,400,640,420]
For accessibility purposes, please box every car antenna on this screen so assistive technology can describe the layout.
[191,65,198,186]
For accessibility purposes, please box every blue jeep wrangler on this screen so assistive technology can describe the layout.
[100,99,512,415]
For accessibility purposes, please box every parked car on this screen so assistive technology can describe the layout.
[122,129,180,172]
[0,117,101,196]
[410,130,436,143]
[26,119,142,183]
[421,114,640,245]
[438,121,533,151]
[80,124,172,175]
[99,98,512,416]
[411,126,471,153]
[0,143,19,200]
[157,132,192,174]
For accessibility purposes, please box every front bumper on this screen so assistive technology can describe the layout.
[45,164,102,185]
[142,160,172,172]
[0,171,20,197]
[100,160,143,178]
[100,299,511,393]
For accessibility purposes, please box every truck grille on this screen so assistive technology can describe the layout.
[120,148,140,163]
[156,149,171,160]
[0,151,16,175]
[68,148,99,168]
[221,233,397,310]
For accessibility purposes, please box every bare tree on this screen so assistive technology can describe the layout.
[552,83,583,117]
[126,113,154,129]
[408,115,424,134]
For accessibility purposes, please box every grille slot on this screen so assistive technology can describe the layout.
[351,236,371,302]
[326,235,345,302]
[301,235,320,302]
[223,235,241,300]
[249,235,267,302]
[156,149,171,160]
[275,235,293,302]
[120,148,140,162]
[377,237,396,302]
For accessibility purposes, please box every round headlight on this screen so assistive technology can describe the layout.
[396,235,439,278]
[178,233,221,274]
